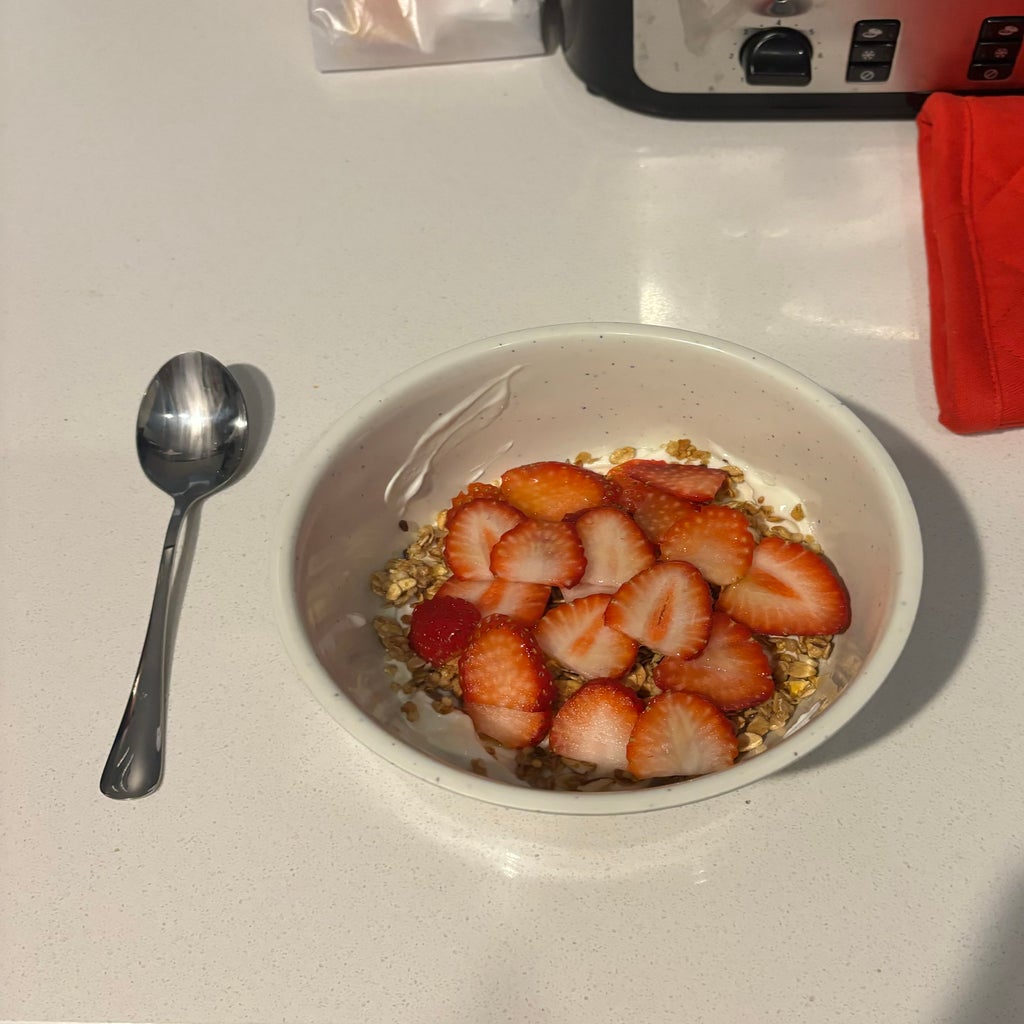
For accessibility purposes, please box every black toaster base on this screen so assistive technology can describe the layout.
[579,82,929,121]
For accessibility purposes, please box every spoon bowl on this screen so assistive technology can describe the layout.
[101,352,248,799]
[136,352,247,498]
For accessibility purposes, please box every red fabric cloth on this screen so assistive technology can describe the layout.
[917,93,1024,434]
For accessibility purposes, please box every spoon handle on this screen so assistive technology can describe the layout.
[100,507,185,799]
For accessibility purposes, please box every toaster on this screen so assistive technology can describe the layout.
[560,0,1024,117]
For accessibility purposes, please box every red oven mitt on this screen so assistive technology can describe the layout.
[917,93,1024,434]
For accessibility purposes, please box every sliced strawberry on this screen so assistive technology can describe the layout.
[571,506,656,594]
[598,473,626,509]
[443,498,524,580]
[407,595,481,667]
[435,578,551,624]
[534,593,639,680]
[658,504,755,586]
[626,691,738,780]
[617,459,727,504]
[458,615,555,712]
[547,680,643,773]
[449,481,502,510]
[717,535,851,636]
[462,702,552,749]
[499,461,613,522]
[489,520,586,588]
[608,473,697,545]
[605,561,712,657]
[654,611,774,711]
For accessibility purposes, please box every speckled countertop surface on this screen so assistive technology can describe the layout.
[2,3,1023,1023]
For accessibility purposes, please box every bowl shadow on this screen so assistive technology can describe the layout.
[789,402,983,772]
[939,875,1024,1024]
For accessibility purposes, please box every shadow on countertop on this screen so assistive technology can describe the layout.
[228,363,276,483]
[165,363,274,679]
[167,362,275,634]
[789,402,984,773]
[940,877,1024,1024]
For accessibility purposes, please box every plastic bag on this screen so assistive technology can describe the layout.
[309,0,546,72]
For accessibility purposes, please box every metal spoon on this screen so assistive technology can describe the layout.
[100,352,248,799]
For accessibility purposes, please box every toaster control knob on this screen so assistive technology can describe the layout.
[741,28,813,86]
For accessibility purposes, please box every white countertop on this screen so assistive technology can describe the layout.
[3,3,1023,1023]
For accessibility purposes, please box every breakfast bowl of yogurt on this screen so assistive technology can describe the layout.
[272,323,922,814]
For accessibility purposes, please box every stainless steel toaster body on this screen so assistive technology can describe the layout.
[561,0,1024,117]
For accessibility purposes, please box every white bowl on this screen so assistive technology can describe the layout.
[272,323,922,814]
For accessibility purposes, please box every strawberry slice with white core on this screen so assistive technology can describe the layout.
[443,499,524,581]
[654,611,774,712]
[462,702,552,749]
[658,504,755,587]
[458,615,555,712]
[534,593,640,680]
[548,680,643,773]
[571,506,656,593]
[605,561,712,658]
[489,519,586,588]
[618,459,727,504]
[626,691,738,780]
[717,535,851,636]
[435,578,552,624]
[499,461,613,522]
[608,471,697,544]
